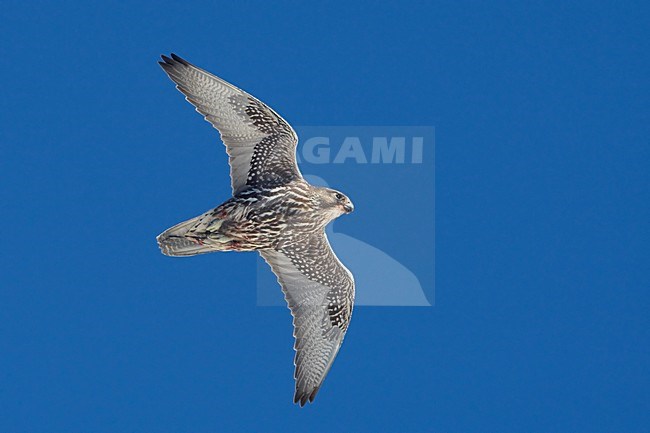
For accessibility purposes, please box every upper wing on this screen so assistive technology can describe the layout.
[159,53,301,195]
[260,231,355,406]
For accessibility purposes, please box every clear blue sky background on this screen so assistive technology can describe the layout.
[1,1,648,432]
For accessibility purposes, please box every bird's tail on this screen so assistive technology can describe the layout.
[157,211,231,257]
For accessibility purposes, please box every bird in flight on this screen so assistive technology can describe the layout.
[156,54,355,406]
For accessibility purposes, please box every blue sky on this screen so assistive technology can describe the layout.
[1,1,649,432]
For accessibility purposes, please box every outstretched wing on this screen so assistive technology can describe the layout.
[260,231,355,406]
[159,53,301,195]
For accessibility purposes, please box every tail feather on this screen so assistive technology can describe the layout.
[157,211,230,257]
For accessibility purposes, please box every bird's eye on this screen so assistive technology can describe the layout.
[335,193,343,200]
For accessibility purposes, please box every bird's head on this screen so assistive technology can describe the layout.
[314,187,354,220]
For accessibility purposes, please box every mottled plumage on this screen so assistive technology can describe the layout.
[155,54,355,406]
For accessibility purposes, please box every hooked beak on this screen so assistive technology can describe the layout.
[343,202,354,213]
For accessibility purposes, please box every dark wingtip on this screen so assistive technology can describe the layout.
[294,387,319,407]
[309,386,320,403]
[170,53,189,66]
[294,391,307,407]
[159,54,190,69]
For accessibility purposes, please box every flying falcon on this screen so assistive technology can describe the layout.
[155,54,355,406]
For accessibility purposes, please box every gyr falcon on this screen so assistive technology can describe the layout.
[155,54,355,406]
